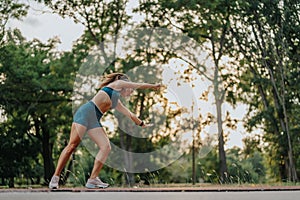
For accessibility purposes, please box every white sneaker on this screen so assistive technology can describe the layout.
[49,175,59,189]
[85,177,109,189]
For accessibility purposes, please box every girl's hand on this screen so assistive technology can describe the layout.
[152,83,162,90]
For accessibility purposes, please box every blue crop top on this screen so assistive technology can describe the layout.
[101,87,120,108]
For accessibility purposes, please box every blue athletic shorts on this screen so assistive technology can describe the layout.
[73,101,103,130]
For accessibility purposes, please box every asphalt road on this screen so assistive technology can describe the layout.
[0,191,299,200]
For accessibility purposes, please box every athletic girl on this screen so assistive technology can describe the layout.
[49,73,160,189]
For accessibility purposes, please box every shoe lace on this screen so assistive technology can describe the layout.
[95,177,103,183]
[52,176,59,183]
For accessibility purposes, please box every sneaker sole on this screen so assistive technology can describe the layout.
[85,183,109,189]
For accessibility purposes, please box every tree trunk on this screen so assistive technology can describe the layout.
[213,58,227,182]
[216,98,228,183]
[41,116,54,184]
[8,177,14,188]
[119,128,135,186]
[252,9,298,182]
[192,138,196,185]
[212,44,228,182]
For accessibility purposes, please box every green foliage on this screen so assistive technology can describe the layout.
[0,29,77,187]
[1,0,299,188]
[138,0,246,183]
[166,146,266,184]
[230,0,299,181]
[227,148,266,184]
[0,0,28,45]
[0,118,42,187]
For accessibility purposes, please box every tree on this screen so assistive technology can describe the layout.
[137,0,241,183]
[38,0,130,69]
[0,29,76,186]
[0,111,41,187]
[0,0,28,45]
[230,0,299,182]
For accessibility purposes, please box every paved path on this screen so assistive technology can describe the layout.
[1,185,299,192]
[0,190,299,200]
[1,186,300,200]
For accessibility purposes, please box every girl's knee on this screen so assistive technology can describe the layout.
[102,143,111,153]
[95,143,111,162]
[65,143,78,154]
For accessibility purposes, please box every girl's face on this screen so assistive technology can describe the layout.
[120,88,134,97]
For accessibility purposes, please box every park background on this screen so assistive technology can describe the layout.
[0,0,299,188]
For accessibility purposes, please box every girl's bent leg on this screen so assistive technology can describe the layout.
[87,127,111,179]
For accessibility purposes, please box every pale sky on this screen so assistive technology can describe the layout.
[6,0,247,149]
[7,0,84,51]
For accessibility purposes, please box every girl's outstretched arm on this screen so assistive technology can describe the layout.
[112,80,161,90]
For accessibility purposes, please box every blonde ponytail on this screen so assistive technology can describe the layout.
[98,73,129,89]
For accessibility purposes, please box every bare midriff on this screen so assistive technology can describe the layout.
[91,90,112,113]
